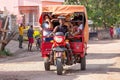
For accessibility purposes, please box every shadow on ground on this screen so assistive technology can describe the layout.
[0,70,77,80]
[64,63,120,75]
[0,63,120,80]
[87,53,120,59]
[88,40,120,44]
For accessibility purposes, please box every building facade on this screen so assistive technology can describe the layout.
[0,0,64,26]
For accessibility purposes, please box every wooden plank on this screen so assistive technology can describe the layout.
[0,28,9,32]
[0,40,7,44]
[0,16,9,50]
[0,20,2,28]
[1,16,9,40]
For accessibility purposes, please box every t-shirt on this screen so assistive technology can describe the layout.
[56,25,68,34]
[19,26,24,36]
[109,27,113,34]
[77,24,83,32]
[27,28,34,38]
[116,28,120,34]
[118,28,120,34]
[52,20,60,28]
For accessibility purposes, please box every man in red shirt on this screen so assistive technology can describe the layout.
[109,26,114,39]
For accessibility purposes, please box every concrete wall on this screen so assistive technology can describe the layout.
[0,0,64,26]
[41,0,64,2]
[18,0,41,6]
[0,0,19,15]
[0,0,64,15]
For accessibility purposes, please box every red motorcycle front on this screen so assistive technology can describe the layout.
[49,32,72,75]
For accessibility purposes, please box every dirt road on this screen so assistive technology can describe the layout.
[0,40,120,80]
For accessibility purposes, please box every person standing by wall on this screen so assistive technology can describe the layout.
[116,26,120,39]
[109,26,114,39]
[27,25,34,51]
[119,26,120,38]
[117,26,120,39]
[18,23,24,48]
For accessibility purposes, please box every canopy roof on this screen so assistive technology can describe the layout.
[42,5,86,14]
[41,5,89,43]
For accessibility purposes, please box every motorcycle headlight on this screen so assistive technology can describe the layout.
[54,36,63,43]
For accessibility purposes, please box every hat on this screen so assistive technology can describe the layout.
[57,15,66,19]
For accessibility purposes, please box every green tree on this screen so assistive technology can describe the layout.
[64,0,120,28]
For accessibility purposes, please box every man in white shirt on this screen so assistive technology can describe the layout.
[78,22,83,31]
[73,21,83,36]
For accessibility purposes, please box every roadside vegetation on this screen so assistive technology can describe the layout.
[64,0,120,28]
[0,49,12,57]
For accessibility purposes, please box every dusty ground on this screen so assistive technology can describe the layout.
[0,40,120,80]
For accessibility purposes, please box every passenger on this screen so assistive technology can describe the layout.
[72,16,78,21]
[42,14,53,42]
[72,20,83,36]
[64,14,73,32]
[43,14,53,29]
[53,16,68,35]
[71,22,78,34]
[51,15,59,28]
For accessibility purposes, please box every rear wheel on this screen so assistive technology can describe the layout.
[44,57,50,71]
[56,58,63,75]
[81,55,86,70]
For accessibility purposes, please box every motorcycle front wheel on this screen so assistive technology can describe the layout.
[44,57,50,71]
[56,58,63,75]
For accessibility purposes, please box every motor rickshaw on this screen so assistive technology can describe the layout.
[39,5,89,75]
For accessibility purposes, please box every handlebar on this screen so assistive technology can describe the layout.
[47,32,54,37]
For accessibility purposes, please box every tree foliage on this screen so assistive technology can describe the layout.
[64,0,120,27]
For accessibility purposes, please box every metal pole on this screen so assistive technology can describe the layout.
[33,12,35,26]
